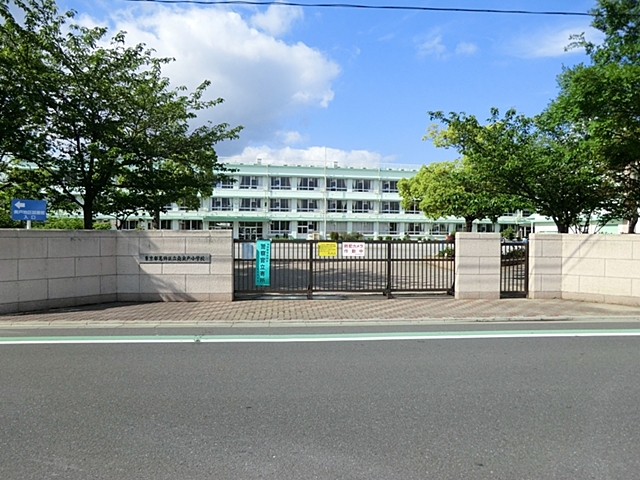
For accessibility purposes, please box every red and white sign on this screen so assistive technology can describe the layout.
[342,242,365,257]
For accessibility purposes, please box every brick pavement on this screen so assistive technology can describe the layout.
[2,296,640,326]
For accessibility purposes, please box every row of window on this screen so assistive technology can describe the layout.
[238,222,458,239]
[211,199,419,214]
[121,220,497,235]
[217,177,399,193]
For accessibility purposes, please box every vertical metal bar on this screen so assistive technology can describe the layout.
[308,241,314,299]
[386,241,392,297]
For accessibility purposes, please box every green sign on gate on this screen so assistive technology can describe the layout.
[255,240,271,286]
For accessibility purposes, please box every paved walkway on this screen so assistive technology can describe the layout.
[2,296,640,327]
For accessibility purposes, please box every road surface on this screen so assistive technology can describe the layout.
[1,323,639,479]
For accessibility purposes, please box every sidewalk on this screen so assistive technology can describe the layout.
[2,296,640,328]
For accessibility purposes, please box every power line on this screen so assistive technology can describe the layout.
[124,0,593,17]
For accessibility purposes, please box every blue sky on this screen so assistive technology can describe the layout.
[55,0,600,167]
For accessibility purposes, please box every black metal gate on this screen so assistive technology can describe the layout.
[500,241,529,298]
[233,240,455,298]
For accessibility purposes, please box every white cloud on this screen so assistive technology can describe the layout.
[249,4,303,36]
[512,25,605,58]
[417,34,447,58]
[80,5,340,154]
[455,42,478,55]
[277,130,307,145]
[223,146,396,168]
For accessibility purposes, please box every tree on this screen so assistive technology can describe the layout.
[398,159,518,232]
[1,0,240,229]
[427,108,616,233]
[111,74,240,229]
[554,0,640,231]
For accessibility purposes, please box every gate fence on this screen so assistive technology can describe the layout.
[233,240,455,298]
[500,241,529,298]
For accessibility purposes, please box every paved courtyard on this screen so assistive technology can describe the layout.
[2,295,640,327]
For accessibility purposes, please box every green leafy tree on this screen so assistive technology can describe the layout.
[111,72,240,228]
[1,0,240,229]
[427,108,616,233]
[554,0,640,231]
[398,160,517,232]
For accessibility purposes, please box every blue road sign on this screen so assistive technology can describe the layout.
[11,199,47,221]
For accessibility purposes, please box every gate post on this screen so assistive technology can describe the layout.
[454,233,501,299]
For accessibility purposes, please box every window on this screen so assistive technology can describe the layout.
[215,178,235,189]
[121,220,139,230]
[382,180,398,193]
[353,200,373,213]
[353,179,372,192]
[239,222,262,240]
[297,221,318,234]
[381,201,400,214]
[298,177,318,190]
[379,222,399,235]
[328,178,347,191]
[406,223,424,235]
[352,222,374,235]
[269,198,290,212]
[239,176,260,189]
[240,198,262,212]
[208,222,232,230]
[160,220,173,230]
[270,221,291,236]
[212,198,232,211]
[405,202,421,214]
[179,220,203,230]
[430,223,448,234]
[327,221,347,233]
[328,200,347,213]
[478,224,494,233]
[298,199,317,212]
[270,177,291,190]
[455,223,466,232]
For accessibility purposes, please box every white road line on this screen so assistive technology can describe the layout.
[2,330,640,345]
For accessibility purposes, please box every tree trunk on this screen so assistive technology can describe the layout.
[465,217,473,232]
[83,200,94,230]
[627,214,638,234]
[153,210,160,230]
[554,220,570,234]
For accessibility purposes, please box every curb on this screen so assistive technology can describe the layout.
[1,315,640,329]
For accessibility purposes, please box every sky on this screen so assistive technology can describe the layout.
[52,0,602,168]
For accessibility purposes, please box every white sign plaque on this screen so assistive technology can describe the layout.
[342,242,365,257]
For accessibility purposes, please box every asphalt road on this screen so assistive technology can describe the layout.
[2,323,640,479]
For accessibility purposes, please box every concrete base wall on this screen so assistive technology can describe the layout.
[529,234,640,307]
[0,230,233,314]
[454,233,501,299]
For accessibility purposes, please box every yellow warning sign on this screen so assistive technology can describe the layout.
[317,242,338,257]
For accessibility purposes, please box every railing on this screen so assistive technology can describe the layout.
[500,241,529,297]
[233,240,455,298]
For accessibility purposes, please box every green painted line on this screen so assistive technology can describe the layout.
[1,329,640,345]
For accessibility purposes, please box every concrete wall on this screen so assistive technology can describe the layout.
[454,233,501,299]
[0,230,233,314]
[529,234,640,307]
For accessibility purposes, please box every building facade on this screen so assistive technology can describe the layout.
[114,160,548,239]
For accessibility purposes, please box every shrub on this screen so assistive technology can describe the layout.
[437,246,455,258]
[500,227,515,240]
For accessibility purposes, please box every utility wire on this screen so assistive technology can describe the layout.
[124,0,593,17]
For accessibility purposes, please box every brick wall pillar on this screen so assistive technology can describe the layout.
[454,233,501,299]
